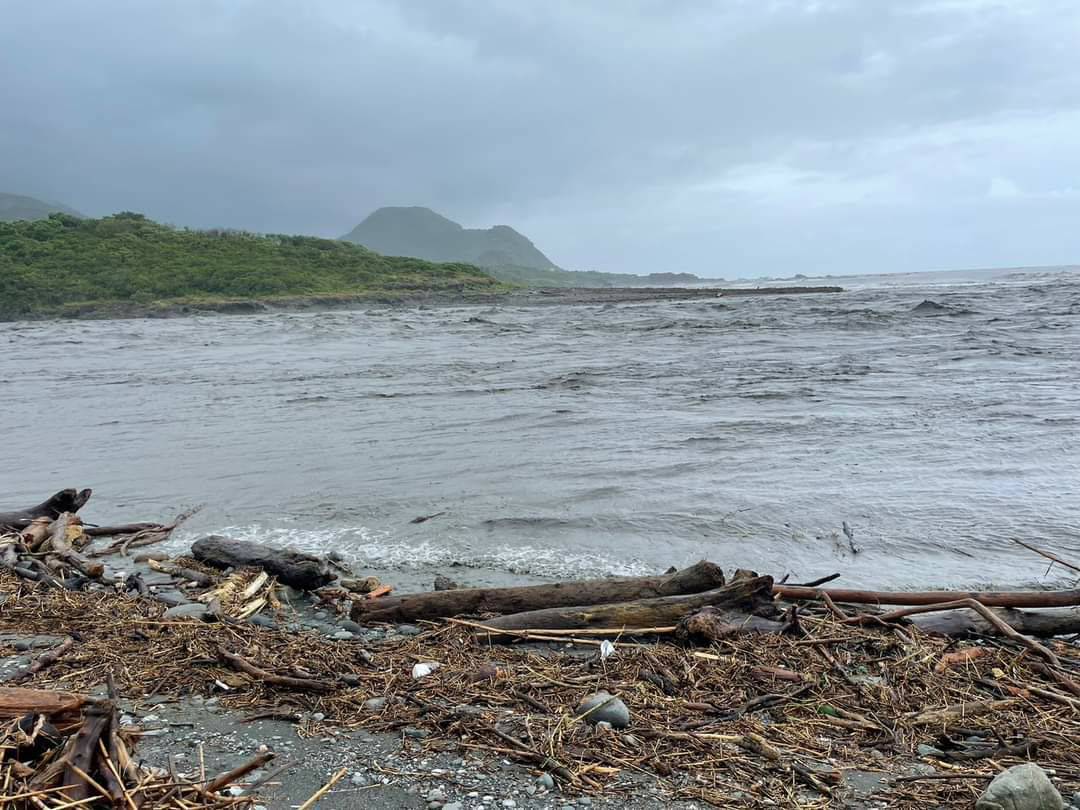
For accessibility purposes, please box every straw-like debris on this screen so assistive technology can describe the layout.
[0,679,267,808]
[1,572,1078,808]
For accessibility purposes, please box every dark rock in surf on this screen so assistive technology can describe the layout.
[434,574,460,591]
[912,299,950,314]
[191,535,334,591]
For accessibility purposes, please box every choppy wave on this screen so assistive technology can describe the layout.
[3,268,1080,591]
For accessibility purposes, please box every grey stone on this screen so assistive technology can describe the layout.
[396,624,422,636]
[311,712,325,722]
[575,691,630,729]
[339,620,363,634]
[163,604,212,621]
[350,772,368,786]
[153,590,189,607]
[248,614,275,628]
[536,773,555,791]
[434,574,460,591]
[1070,793,1080,809]
[976,763,1064,810]
[917,743,944,758]
[330,630,355,641]
[404,726,429,739]
[427,789,448,803]
[340,673,361,687]
[363,697,387,711]
[443,804,463,810]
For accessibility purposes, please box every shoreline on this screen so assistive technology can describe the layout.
[2,285,844,323]
[1,537,1077,809]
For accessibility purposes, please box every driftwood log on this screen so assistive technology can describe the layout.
[192,536,333,591]
[0,686,89,718]
[478,575,775,633]
[910,606,1080,638]
[351,561,727,624]
[0,489,92,531]
[773,584,1080,609]
[676,605,796,643]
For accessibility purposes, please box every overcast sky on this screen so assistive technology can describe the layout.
[3,0,1079,276]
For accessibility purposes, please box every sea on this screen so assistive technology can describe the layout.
[2,265,1078,591]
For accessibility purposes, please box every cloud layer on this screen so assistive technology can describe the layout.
[3,0,1078,275]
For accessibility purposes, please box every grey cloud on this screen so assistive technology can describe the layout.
[2,0,1078,274]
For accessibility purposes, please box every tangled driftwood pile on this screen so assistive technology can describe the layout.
[0,683,268,808]
[2,487,1080,808]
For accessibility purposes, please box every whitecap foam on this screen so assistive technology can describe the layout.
[173,524,656,580]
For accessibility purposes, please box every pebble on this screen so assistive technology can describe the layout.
[575,692,630,729]
[427,789,448,803]
[444,804,463,810]
[340,673,362,687]
[404,727,429,739]
[339,620,364,634]
[502,800,516,808]
[536,773,555,791]
[976,763,1064,810]
[578,799,592,807]
[412,662,440,679]
[154,590,189,607]
[1072,793,1080,808]
[363,697,387,711]
[350,772,368,786]
[314,611,328,620]
[311,712,325,722]
[916,743,944,758]
[397,624,422,636]
[163,603,212,620]
[249,615,274,628]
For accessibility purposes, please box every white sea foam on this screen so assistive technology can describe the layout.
[173,524,656,579]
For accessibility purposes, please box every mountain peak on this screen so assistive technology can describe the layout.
[0,192,83,222]
[342,207,557,270]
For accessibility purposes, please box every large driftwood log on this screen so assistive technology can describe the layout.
[773,584,1080,609]
[0,488,92,531]
[479,575,775,632]
[191,535,333,590]
[0,686,89,718]
[909,606,1080,638]
[351,561,727,624]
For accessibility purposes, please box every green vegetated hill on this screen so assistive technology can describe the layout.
[343,206,704,288]
[0,192,84,222]
[0,212,502,319]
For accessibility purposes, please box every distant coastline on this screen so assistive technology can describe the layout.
[1,285,844,323]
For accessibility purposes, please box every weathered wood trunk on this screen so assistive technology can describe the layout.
[0,686,88,718]
[773,584,1080,609]
[480,575,774,632]
[910,606,1080,638]
[191,535,333,590]
[351,561,727,624]
[676,605,793,643]
[0,488,92,531]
